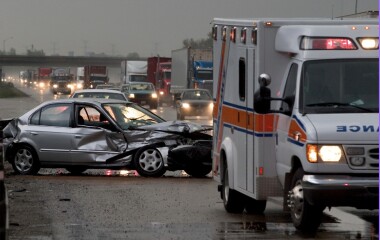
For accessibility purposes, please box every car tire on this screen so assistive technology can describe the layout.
[222,165,245,213]
[12,145,40,175]
[184,165,211,178]
[289,168,324,232]
[150,102,158,110]
[66,167,87,175]
[245,197,267,214]
[133,147,166,177]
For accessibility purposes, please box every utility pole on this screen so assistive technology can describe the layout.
[2,36,13,54]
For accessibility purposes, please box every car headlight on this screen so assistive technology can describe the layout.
[39,82,45,88]
[67,84,73,89]
[53,84,58,88]
[307,144,344,163]
[129,93,135,99]
[152,93,158,98]
[77,83,83,89]
[159,91,164,95]
[209,103,214,109]
[181,103,190,109]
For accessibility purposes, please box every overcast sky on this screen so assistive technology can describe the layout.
[0,0,377,57]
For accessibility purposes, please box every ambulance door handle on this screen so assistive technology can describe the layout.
[293,131,301,142]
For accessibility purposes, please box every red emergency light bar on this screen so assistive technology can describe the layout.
[300,37,357,50]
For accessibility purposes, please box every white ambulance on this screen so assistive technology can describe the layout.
[212,18,379,232]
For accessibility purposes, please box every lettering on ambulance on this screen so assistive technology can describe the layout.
[213,33,230,174]
[336,125,379,132]
[287,115,307,147]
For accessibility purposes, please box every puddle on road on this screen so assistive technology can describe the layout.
[57,220,378,240]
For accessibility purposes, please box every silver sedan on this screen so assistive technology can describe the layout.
[3,98,212,177]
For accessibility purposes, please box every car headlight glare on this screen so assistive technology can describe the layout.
[152,93,158,98]
[129,93,135,99]
[307,144,343,163]
[319,146,342,162]
[53,84,58,88]
[209,103,214,109]
[306,144,318,163]
[182,103,190,109]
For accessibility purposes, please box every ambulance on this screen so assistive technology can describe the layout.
[212,18,379,231]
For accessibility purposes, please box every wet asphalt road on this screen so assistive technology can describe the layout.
[1,78,379,239]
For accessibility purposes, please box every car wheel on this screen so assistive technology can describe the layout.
[184,165,211,178]
[66,167,87,175]
[245,197,267,214]
[222,165,245,213]
[133,147,166,177]
[150,102,158,110]
[288,168,324,232]
[12,145,40,175]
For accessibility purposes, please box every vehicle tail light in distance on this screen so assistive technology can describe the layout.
[357,38,379,49]
[300,37,357,50]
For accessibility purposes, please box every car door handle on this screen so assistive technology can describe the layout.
[75,135,82,139]
[30,132,38,136]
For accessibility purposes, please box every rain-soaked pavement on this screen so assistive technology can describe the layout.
[2,78,379,239]
[5,167,379,240]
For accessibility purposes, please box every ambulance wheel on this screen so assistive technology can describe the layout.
[245,198,267,214]
[222,166,245,213]
[289,168,323,232]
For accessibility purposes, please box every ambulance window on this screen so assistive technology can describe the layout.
[281,63,298,114]
[239,58,246,101]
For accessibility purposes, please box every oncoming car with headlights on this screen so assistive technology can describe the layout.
[2,98,212,178]
[176,89,213,120]
[122,82,159,109]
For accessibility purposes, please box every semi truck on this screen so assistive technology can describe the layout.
[147,56,172,105]
[121,60,148,84]
[83,65,109,89]
[50,67,72,94]
[37,67,52,89]
[25,69,37,87]
[170,47,213,102]
[212,18,378,232]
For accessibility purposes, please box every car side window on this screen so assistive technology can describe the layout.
[77,106,113,130]
[39,104,72,127]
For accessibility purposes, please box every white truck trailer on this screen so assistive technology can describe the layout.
[121,60,148,84]
[170,47,213,100]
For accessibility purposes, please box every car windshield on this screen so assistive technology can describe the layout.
[103,103,164,130]
[130,83,154,91]
[301,59,379,114]
[183,90,211,100]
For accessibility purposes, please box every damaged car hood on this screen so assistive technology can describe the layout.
[137,120,212,135]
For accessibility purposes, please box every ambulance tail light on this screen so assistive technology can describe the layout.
[357,38,379,49]
[307,144,345,163]
[300,37,357,50]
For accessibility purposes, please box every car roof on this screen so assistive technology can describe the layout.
[72,89,122,94]
[38,98,129,107]
[129,82,153,85]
